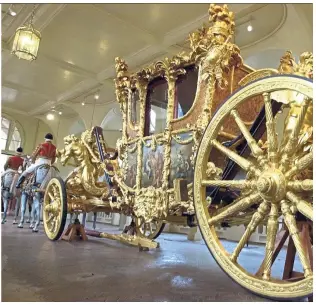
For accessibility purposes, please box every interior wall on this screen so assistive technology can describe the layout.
[2,110,54,155]
[241,4,312,67]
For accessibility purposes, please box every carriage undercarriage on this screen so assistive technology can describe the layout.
[41,4,313,301]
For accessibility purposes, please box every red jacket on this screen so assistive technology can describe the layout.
[4,155,24,171]
[32,142,56,164]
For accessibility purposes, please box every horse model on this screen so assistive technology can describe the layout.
[1,169,21,224]
[12,156,33,225]
[18,164,59,232]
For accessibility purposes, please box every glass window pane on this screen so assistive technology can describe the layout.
[1,117,10,130]
[145,78,168,136]
[174,65,198,119]
[149,109,156,133]
[0,154,9,170]
[1,138,7,150]
[130,89,140,125]
[12,127,21,142]
[9,140,21,152]
[1,128,8,140]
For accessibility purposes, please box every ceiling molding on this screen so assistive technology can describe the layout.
[2,106,29,116]
[22,5,260,115]
[3,80,54,101]
[90,4,160,45]
[5,4,66,44]
[37,54,98,79]
[2,31,97,80]
[238,4,287,50]
[234,4,268,22]
[28,100,57,116]
[1,4,95,83]
[2,4,38,42]
[1,4,25,28]
[35,4,67,32]
[3,3,310,124]
[56,79,101,103]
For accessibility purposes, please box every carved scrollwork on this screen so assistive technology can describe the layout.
[206,162,223,180]
[133,187,168,223]
[59,130,112,199]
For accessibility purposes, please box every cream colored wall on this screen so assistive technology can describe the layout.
[241,4,312,67]
[2,110,54,155]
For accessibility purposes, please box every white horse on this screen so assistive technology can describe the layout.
[12,156,33,224]
[18,164,60,232]
[1,169,21,224]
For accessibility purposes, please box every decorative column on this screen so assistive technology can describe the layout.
[134,73,149,190]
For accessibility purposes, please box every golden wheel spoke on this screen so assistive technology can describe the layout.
[212,140,260,176]
[45,214,54,225]
[143,223,148,234]
[286,191,313,221]
[201,179,254,190]
[231,110,265,163]
[262,204,279,280]
[47,191,54,201]
[287,180,313,192]
[279,98,310,172]
[281,200,312,278]
[285,151,313,179]
[263,92,278,165]
[48,217,54,232]
[231,201,270,262]
[51,218,57,233]
[208,193,262,226]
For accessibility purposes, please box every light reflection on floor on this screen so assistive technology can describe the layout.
[1,217,309,302]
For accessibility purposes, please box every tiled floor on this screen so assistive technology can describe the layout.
[1,216,308,302]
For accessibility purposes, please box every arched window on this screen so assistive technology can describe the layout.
[1,116,24,153]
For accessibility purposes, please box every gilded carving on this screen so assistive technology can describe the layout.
[134,187,168,223]
[194,75,313,299]
[43,4,313,300]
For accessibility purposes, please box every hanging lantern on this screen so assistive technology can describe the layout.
[11,6,41,61]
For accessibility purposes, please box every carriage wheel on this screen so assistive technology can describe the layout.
[135,218,165,240]
[194,75,313,300]
[43,177,67,241]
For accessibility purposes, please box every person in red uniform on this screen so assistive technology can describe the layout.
[16,133,56,188]
[1,147,24,179]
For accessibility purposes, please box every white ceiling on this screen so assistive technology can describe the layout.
[1,3,313,119]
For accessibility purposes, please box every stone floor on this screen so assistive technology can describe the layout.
[1,216,308,302]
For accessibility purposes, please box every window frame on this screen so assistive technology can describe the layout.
[144,76,168,136]
[1,114,25,154]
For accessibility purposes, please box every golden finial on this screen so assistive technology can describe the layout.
[278,50,296,74]
[295,52,313,79]
[115,57,129,78]
[208,4,235,38]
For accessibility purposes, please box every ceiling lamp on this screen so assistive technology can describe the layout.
[11,5,41,61]
[94,92,100,100]
[247,16,253,32]
[9,5,17,16]
[46,113,55,121]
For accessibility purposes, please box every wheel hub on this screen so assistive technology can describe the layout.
[44,200,60,216]
[257,169,286,202]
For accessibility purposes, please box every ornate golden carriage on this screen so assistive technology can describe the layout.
[43,4,313,300]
